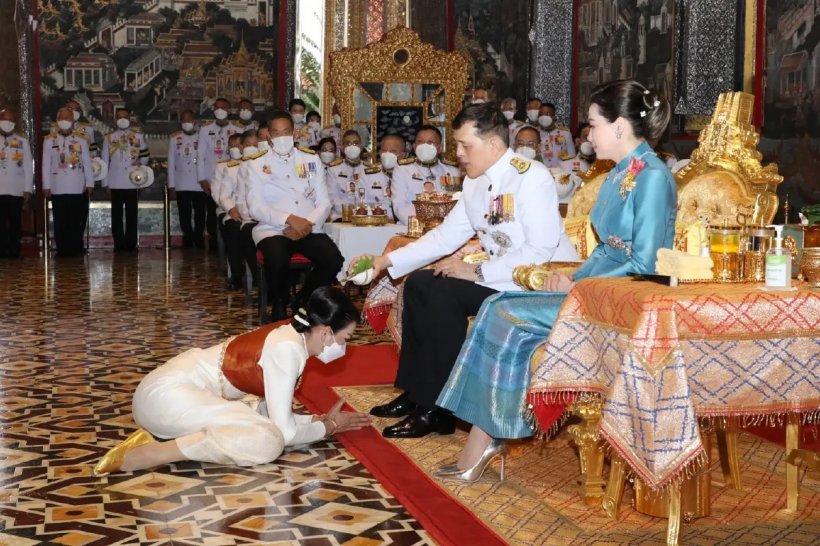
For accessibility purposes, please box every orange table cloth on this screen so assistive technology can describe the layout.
[528,277,820,488]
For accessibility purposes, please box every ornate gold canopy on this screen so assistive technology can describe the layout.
[327,26,470,157]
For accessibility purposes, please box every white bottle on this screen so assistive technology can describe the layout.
[765,224,791,289]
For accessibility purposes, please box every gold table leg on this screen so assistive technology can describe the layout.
[602,454,627,520]
[716,416,743,490]
[785,413,800,513]
[666,484,682,546]
[567,395,606,506]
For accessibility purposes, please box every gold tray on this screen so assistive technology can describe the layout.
[351,214,389,226]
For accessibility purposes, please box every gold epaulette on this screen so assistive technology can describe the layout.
[131,127,142,133]
[328,158,343,167]
[248,149,267,160]
[170,130,182,137]
[74,129,90,140]
[297,146,316,155]
[398,157,415,166]
[510,156,531,174]
[365,164,382,175]
[217,158,231,164]
[558,151,574,161]
[441,158,459,167]
[228,160,241,167]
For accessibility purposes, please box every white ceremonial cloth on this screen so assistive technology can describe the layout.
[323,222,406,280]
[133,324,326,466]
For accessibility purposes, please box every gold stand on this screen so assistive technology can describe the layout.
[716,416,743,489]
[567,395,606,505]
[602,454,627,519]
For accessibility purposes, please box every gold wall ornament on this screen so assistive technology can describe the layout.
[675,92,782,226]
[328,26,470,157]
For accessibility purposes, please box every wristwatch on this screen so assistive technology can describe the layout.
[474,263,485,282]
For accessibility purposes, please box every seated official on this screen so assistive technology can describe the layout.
[318,137,338,170]
[349,103,578,439]
[536,102,575,168]
[513,126,542,163]
[434,80,676,483]
[559,123,594,175]
[500,97,524,143]
[246,111,343,320]
[390,125,460,225]
[93,287,370,476]
[326,130,370,221]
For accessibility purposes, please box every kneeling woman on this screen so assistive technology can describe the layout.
[94,287,370,476]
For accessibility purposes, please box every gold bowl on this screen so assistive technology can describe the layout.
[351,214,389,226]
[413,197,457,233]
[799,247,820,288]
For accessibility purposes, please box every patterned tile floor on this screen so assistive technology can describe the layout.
[0,250,431,546]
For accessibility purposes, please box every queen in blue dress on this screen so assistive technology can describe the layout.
[434,80,678,481]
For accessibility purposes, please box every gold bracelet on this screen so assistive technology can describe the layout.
[324,417,338,436]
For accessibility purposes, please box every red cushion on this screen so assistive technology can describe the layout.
[291,253,312,265]
[256,250,264,265]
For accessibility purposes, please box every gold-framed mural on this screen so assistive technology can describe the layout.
[327,26,469,158]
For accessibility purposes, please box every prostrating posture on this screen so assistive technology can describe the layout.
[93,287,370,476]
[349,103,577,439]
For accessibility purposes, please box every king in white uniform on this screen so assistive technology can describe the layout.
[360,104,577,439]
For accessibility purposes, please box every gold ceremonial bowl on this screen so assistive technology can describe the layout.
[413,193,457,233]
[351,214,388,226]
[799,247,820,288]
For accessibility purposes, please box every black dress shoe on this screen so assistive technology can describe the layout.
[370,392,417,418]
[382,408,455,438]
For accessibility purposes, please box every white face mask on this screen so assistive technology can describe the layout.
[539,115,553,128]
[308,121,320,131]
[344,145,362,161]
[502,110,515,121]
[257,140,270,152]
[316,332,346,364]
[472,98,487,104]
[415,143,438,163]
[239,109,253,121]
[0,121,14,133]
[273,135,294,156]
[181,122,195,133]
[380,152,398,170]
[580,141,594,156]
[57,120,73,132]
[116,118,130,130]
[320,151,336,165]
[516,146,537,160]
[229,147,242,160]
[526,109,540,122]
[214,108,228,121]
[72,110,81,122]
[291,112,304,124]
[333,114,341,126]
[243,146,258,156]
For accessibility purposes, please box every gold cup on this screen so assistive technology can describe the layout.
[342,203,353,222]
[407,216,423,238]
[799,247,820,288]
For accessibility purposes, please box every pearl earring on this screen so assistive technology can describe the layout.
[615,126,622,140]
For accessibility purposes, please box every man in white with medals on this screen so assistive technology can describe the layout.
[349,103,577,438]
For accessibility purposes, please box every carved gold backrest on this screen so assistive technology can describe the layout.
[328,26,469,158]
[675,91,782,227]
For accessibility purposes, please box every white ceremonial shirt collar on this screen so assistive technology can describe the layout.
[480,148,515,189]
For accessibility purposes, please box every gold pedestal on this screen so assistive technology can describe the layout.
[567,395,606,505]
[716,416,743,490]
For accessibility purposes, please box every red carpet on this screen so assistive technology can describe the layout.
[295,343,508,546]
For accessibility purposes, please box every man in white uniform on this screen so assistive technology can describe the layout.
[326,129,369,220]
[102,108,149,252]
[354,103,578,437]
[168,111,205,248]
[500,97,524,142]
[197,97,242,252]
[390,125,460,225]
[65,99,99,157]
[245,111,343,320]
[537,102,575,168]
[236,98,258,132]
[42,107,94,257]
[0,108,33,258]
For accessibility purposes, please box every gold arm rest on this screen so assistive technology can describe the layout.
[513,262,583,291]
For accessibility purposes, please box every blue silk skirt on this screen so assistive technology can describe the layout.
[436,291,567,439]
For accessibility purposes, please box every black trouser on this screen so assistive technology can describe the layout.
[396,270,498,410]
[51,193,89,257]
[257,233,343,307]
[110,189,138,250]
[240,221,259,284]
[205,195,218,251]
[176,191,206,247]
[219,217,246,284]
[0,195,23,258]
